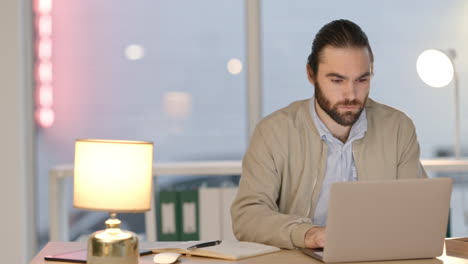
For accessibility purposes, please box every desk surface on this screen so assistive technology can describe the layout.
[32,242,468,264]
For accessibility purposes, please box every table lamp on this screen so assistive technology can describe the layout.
[416,49,461,159]
[73,139,153,264]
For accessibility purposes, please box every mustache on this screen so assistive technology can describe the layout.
[336,99,362,106]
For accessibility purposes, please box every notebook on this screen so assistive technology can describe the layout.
[301,178,452,263]
[151,240,280,260]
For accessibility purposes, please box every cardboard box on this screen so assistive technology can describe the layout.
[446,238,468,258]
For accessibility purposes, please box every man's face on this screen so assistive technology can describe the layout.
[309,46,372,127]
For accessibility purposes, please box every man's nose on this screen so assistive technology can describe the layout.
[342,81,357,101]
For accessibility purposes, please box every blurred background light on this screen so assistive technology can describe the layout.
[163,92,192,119]
[36,108,55,128]
[38,85,53,108]
[416,49,454,88]
[125,44,145,61]
[38,15,52,36]
[227,58,243,75]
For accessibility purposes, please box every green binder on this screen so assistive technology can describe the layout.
[178,190,199,241]
[156,191,180,241]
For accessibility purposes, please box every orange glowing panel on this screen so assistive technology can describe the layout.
[37,62,52,84]
[36,108,55,128]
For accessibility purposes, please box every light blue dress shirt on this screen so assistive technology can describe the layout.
[310,98,368,226]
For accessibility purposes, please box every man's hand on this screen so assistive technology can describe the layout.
[304,227,326,248]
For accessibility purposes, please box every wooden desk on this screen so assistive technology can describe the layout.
[31,242,468,264]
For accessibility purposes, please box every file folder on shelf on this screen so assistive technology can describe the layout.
[156,187,239,241]
[156,191,180,241]
[179,190,199,241]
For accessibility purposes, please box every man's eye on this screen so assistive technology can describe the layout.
[358,78,369,83]
[331,79,343,83]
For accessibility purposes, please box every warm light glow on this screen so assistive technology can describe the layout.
[36,108,55,128]
[38,85,53,108]
[38,15,52,36]
[37,62,52,83]
[416,49,454,88]
[227,58,243,75]
[125,44,145,61]
[163,92,192,119]
[38,38,52,60]
[36,0,52,14]
[74,140,154,213]
[34,0,54,128]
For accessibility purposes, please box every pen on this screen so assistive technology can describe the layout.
[187,240,222,250]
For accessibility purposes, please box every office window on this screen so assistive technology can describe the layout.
[37,0,246,246]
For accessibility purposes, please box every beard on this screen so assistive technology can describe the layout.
[314,81,367,127]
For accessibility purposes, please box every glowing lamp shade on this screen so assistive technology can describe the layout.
[416,49,454,88]
[74,139,153,264]
[73,139,153,213]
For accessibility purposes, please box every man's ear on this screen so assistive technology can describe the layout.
[306,64,315,85]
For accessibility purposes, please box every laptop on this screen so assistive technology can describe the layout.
[301,178,452,263]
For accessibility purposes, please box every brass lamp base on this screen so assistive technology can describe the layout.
[87,214,139,264]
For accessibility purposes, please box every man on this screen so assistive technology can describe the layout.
[230,19,427,249]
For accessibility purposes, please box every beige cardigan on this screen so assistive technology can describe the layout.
[231,98,427,249]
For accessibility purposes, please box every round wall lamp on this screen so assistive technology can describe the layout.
[416,49,460,158]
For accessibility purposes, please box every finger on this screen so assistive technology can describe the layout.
[317,239,325,248]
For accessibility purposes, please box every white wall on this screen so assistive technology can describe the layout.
[0,0,36,263]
